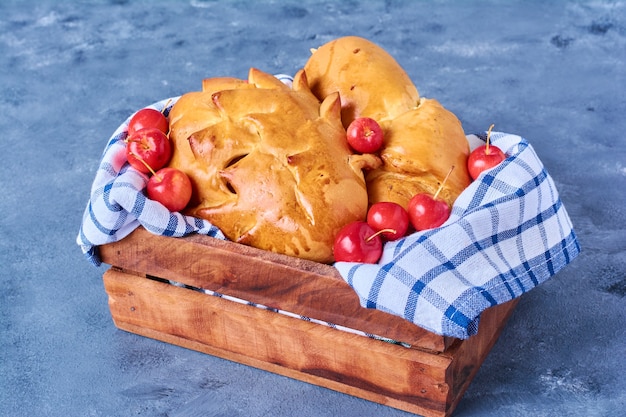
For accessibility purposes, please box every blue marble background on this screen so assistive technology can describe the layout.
[1,1,624,416]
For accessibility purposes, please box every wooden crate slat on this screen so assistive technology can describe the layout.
[103,267,518,417]
[99,229,520,416]
[100,227,452,351]
[104,269,449,416]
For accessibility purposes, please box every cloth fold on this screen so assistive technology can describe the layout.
[76,97,226,266]
[77,93,579,339]
[334,132,580,338]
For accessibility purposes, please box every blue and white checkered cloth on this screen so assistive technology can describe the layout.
[335,132,580,338]
[77,90,580,340]
[76,97,226,266]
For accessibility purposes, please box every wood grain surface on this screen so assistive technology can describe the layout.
[102,264,517,417]
[99,227,455,351]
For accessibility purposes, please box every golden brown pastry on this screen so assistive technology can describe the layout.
[304,36,420,128]
[304,36,471,209]
[366,98,470,208]
[167,68,380,263]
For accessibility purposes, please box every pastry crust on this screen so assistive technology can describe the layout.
[167,68,380,263]
[367,98,471,209]
[304,35,420,127]
[304,36,470,209]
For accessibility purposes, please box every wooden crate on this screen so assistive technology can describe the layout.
[100,227,518,417]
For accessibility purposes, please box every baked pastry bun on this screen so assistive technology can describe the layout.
[167,68,380,263]
[304,36,471,209]
[366,98,470,208]
[304,35,420,128]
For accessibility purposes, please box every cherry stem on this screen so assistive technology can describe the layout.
[366,228,396,242]
[485,123,495,153]
[129,151,160,179]
[433,165,455,200]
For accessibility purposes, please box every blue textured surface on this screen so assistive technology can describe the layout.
[1,1,625,416]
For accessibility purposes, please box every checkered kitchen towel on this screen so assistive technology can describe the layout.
[335,132,580,338]
[76,97,226,266]
[77,89,580,339]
